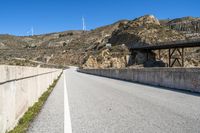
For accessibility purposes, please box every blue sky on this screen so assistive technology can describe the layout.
[0,0,199,36]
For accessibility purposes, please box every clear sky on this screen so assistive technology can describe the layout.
[0,0,199,36]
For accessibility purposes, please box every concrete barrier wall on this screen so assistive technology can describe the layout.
[0,65,62,133]
[78,68,200,93]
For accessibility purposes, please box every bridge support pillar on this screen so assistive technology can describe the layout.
[168,48,184,67]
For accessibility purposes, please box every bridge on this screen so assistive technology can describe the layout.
[129,39,200,67]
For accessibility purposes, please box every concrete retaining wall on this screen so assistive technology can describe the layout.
[78,68,200,93]
[0,65,62,133]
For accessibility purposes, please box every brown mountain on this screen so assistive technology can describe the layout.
[0,15,200,68]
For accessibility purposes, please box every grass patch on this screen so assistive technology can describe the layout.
[7,72,62,133]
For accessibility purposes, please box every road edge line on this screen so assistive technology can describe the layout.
[64,71,72,133]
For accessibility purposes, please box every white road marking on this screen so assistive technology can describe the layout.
[64,71,72,133]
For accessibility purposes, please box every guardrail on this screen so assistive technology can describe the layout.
[0,65,62,133]
[0,70,58,85]
[78,68,200,93]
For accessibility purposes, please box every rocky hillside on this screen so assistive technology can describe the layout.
[109,15,185,46]
[0,15,200,68]
[84,15,200,68]
[0,21,123,68]
[166,17,200,39]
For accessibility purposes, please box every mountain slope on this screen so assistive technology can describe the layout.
[0,15,200,68]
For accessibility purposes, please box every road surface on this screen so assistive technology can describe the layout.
[27,73,64,133]
[65,67,200,133]
[27,67,200,133]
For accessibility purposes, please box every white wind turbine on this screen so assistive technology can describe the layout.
[27,27,34,36]
[82,17,86,31]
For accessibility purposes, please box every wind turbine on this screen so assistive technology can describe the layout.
[31,27,34,36]
[82,17,86,31]
[27,27,34,36]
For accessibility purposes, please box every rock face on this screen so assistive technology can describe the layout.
[0,15,200,68]
[0,42,7,49]
[83,47,129,69]
[131,50,155,65]
[107,15,186,67]
[109,15,186,47]
[166,17,200,39]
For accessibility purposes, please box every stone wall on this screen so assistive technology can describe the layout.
[0,65,62,133]
[78,68,200,93]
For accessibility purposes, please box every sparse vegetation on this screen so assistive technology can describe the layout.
[0,15,200,68]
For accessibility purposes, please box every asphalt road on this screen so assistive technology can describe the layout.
[27,73,64,133]
[65,68,200,133]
